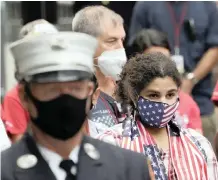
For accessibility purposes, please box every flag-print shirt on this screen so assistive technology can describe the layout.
[87,91,126,137]
[98,119,218,179]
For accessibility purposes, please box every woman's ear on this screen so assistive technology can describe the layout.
[18,84,29,110]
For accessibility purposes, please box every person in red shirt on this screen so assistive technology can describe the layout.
[177,91,202,133]
[1,19,58,142]
[130,29,202,132]
[1,85,29,142]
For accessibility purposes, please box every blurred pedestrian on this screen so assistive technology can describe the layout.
[1,32,153,180]
[131,29,202,133]
[72,6,127,137]
[1,19,58,143]
[129,1,218,144]
[99,53,218,179]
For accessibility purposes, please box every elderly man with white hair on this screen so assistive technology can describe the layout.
[72,6,128,137]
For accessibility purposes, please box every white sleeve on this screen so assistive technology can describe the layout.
[187,129,218,179]
[0,120,11,151]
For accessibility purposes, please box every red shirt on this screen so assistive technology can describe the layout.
[177,91,202,131]
[1,84,29,135]
[212,81,218,105]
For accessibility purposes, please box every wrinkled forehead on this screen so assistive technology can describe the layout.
[100,21,126,40]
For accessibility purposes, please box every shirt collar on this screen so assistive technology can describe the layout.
[100,91,115,103]
[37,144,80,165]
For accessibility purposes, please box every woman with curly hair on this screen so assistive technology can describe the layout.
[129,29,203,134]
[98,53,218,180]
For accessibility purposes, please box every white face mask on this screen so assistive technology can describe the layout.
[97,48,127,81]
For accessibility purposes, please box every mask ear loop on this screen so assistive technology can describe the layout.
[93,57,100,73]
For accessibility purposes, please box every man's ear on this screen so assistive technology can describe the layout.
[88,81,95,96]
[18,84,29,110]
[92,88,101,106]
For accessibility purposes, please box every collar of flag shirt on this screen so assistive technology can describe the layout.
[121,115,208,180]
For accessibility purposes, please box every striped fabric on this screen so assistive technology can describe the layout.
[161,150,177,179]
[122,120,208,179]
[98,118,218,180]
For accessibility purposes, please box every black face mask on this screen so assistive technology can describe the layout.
[25,86,88,140]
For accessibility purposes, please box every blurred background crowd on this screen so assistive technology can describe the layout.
[1,0,218,156]
[1,2,218,179]
[1,1,218,96]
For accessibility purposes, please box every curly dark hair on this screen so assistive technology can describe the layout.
[116,52,181,105]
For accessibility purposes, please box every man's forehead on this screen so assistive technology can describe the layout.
[100,22,126,39]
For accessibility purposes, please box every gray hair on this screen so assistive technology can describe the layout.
[72,5,124,37]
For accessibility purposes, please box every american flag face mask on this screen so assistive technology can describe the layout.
[137,96,179,128]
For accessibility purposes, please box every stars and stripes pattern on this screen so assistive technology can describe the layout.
[120,119,209,180]
[144,145,168,180]
[122,120,167,179]
[161,150,177,179]
[137,97,179,128]
[121,119,143,153]
[98,117,218,180]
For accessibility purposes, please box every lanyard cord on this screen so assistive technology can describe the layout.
[166,2,188,54]
[99,96,119,124]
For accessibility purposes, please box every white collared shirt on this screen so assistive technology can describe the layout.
[38,144,80,180]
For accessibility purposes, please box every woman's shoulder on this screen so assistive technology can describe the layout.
[184,128,209,143]
[184,128,215,154]
[183,128,218,162]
